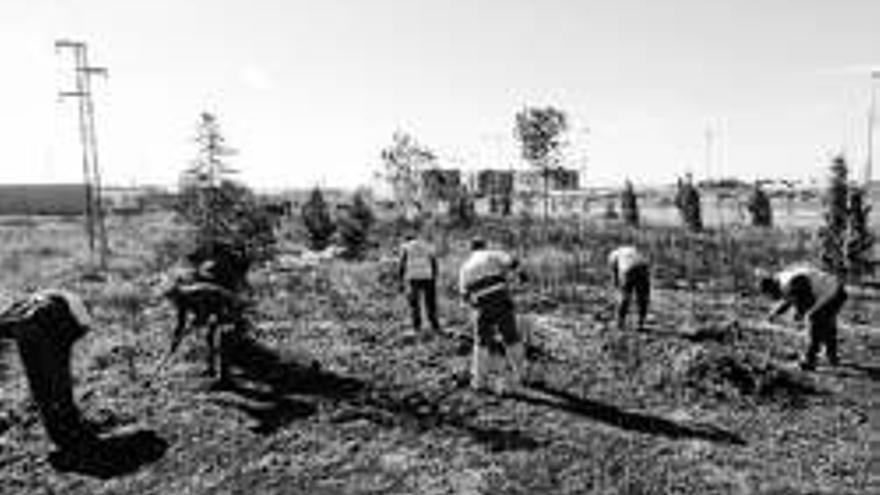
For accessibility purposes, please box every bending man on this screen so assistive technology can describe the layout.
[458,237,526,394]
[608,245,651,331]
[0,290,97,452]
[759,263,847,371]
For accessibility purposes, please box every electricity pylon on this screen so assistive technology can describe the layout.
[56,39,109,270]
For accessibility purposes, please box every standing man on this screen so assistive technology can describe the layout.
[399,228,441,334]
[459,237,526,394]
[608,245,651,331]
[759,263,847,371]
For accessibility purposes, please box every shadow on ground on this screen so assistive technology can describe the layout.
[513,382,746,445]
[218,332,543,452]
[48,429,168,479]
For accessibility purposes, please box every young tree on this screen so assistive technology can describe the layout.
[845,185,874,279]
[745,182,773,227]
[176,112,276,264]
[301,186,336,251]
[378,131,436,217]
[620,180,639,226]
[514,106,569,223]
[337,191,374,259]
[675,173,703,232]
[604,199,619,220]
[449,186,476,229]
[819,156,850,276]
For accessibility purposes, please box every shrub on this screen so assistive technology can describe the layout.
[337,192,374,259]
[604,200,619,220]
[620,180,638,226]
[449,187,476,228]
[745,182,773,227]
[845,186,874,279]
[301,187,336,251]
[819,156,851,277]
[175,179,277,266]
[674,174,703,232]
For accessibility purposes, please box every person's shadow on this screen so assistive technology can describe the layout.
[510,382,746,446]
[48,429,169,479]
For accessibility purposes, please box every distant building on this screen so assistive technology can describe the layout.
[512,189,593,218]
[102,186,146,214]
[474,170,513,215]
[513,167,579,194]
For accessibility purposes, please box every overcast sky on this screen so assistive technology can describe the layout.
[2,0,879,190]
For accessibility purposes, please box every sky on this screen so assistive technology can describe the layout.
[1,0,879,191]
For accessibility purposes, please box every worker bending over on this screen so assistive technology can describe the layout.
[0,290,97,453]
[759,263,847,371]
[459,237,526,394]
[608,245,651,331]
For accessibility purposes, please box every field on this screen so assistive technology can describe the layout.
[0,211,877,494]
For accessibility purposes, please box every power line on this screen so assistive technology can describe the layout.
[55,39,109,270]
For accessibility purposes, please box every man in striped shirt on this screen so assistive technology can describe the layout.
[608,245,651,331]
[759,263,847,371]
[458,237,526,393]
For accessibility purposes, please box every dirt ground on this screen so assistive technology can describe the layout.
[0,214,876,494]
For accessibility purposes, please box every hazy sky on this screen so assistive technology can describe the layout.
[2,0,879,190]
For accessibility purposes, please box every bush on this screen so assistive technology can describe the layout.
[845,186,874,278]
[175,179,277,267]
[337,192,374,259]
[604,200,619,220]
[674,175,703,232]
[449,187,476,228]
[745,182,773,227]
[620,180,638,226]
[816,156,875,280]
[301,187,336,251]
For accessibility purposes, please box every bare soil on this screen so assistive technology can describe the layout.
[0,216,876,494]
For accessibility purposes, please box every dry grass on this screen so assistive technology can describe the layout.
[0,212,875,494]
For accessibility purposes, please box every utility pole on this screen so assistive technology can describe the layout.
[867,71,879,185]
[55,39,109,270]
[705,124,714,183]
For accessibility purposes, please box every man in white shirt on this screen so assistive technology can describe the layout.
[458,237,526,393]
[608,246,651,331]
[398,229,440,333]
[759,263,847,370]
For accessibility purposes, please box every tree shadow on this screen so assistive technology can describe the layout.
[512,383,746,446]
[47,429,168,479]
[220,333,542,452]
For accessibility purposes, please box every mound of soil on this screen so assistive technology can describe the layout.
[673,345,822,406]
